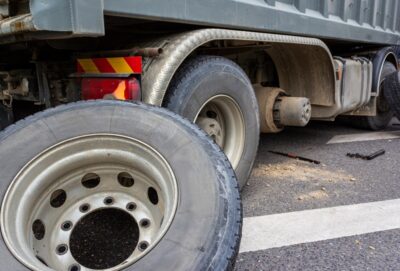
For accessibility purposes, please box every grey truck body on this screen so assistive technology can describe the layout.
[1,0,400,45]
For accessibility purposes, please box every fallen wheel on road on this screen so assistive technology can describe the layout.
[164,55,260,189]
[0,100,241,271]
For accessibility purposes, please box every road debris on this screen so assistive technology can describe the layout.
[297,190,329,201]
[252,161,354,183]
[346,149,385,160]
[269,150,320,164]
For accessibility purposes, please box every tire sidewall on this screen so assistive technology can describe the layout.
[0,101,240,271]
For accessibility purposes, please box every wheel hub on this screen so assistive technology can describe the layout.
[69,208,139,270]
[196,117,224,147]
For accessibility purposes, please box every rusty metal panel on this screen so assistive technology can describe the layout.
[0,13,34,35]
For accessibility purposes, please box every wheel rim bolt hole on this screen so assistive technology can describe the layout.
[118,172,135,187]
[138,241,149,252]
[126,202,137,211]
[79,203,90,213]
[61,221,73,231]
[104,197,114,205]
[68,264,80,271]
[56,244,68,255]
[32,219,45,240]
[81,173,100,189]
[147,187,159,205]
[50,189,67,208]
[140,218,151,228]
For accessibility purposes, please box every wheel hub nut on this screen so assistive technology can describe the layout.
[196,117,224,146]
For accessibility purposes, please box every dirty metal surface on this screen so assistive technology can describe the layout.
[0,13,34,35]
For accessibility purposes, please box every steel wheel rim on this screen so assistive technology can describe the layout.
[1,134,178,271]
[195,95,245,169]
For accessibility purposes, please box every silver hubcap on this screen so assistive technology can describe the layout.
[1,134,178,271]
[195,95,245,169]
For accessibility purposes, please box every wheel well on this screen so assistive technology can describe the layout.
[167,40,336,106]
[188,39,336,107]
[192,44,280,87]
[140,29,336,107]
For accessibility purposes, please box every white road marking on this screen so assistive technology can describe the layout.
[240,199,400,253]
[327,130,400,144]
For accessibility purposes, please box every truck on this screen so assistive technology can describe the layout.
[0,1,399,270]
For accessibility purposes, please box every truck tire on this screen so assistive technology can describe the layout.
[383,71,400,119]
[164,55,260,189]
[350,62,396,130]
[0,100,241,271]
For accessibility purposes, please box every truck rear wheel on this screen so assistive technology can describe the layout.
[0,101,241,271]
[383,71,400,119]
[164,55,260,189]
[349,62,396,130]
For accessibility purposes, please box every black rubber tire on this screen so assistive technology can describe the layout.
[383,71,400,119]
[164,55,260,189]
[0,100,242,271]
[349,62,396,130]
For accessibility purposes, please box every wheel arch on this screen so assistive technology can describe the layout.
[141,28,337,108]
[372,46,398,96]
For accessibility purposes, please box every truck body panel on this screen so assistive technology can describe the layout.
[1,0,400,45]
[102,0,400,44]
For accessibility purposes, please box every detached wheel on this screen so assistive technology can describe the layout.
[164,55,260,189]
[0,101,241,271]
[350,62,396,130]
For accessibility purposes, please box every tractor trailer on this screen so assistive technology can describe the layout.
[0,1,399,270]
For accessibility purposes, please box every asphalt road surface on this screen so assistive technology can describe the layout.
[235,118,400,271]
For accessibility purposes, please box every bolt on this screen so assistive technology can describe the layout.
[61,221,73,231]
[56,244,68,255]
[138,241,149,252]
[79,203,90,213]
[140,218,151,228]
[126,202,137,211]
[104,197,114,205]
